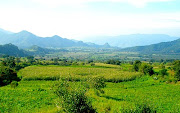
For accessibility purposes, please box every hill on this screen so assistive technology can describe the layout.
[0,44,27,57]
[0,29,106,48]
[83,34,179,48]
[121,38,180,54]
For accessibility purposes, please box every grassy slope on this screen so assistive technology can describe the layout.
[89,76,180,112]
[1,64,180,113]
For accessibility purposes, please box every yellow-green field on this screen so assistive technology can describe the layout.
[18,65,142,82]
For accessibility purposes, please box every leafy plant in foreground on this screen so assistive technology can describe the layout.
[54,80,96,113]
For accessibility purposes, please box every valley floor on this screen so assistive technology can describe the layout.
[0,64,180,113]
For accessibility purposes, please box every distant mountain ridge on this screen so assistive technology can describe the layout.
[0,44,27,57]
[121,38,180,54]
[0,28,13,34]
[0,29,106,48]
[83,34,179,48]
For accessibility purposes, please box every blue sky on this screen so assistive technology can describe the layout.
[0,0,180,39]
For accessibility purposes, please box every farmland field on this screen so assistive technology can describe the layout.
[1,64,180,113]
[18,65,142,82]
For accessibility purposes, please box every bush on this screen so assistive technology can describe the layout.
[10,81,18,88]
[140,63,154,76]
[159,68,168,77]
[54,80,96,113]
[91,76,106,96]
[133,60,142,72]
[0,66,20,86]
[90,63,95,66]
[173,60,180,80]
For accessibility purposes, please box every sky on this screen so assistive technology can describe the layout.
[0,0,180,40]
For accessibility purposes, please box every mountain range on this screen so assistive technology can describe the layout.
[0,29,106,48]
[83,34,179,48]
[121,38,180,54]
[0,28,180,55]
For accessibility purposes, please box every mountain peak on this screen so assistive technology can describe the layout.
[17,30,37,37]
[103,43,111,48]
[52,35,60,38]
[19,30,32,34]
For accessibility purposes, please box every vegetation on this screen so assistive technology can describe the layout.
[173,60,180,80]
[18,65,142,82]
[54,80,96,113]
[0,66,20,86]
[0,44,27,57]
[0,56,180,113]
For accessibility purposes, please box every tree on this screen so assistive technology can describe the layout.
[159,65,168,77]
[26,56,35,64]
[0,66,20,86]
[173,60,180,80]
[133,60,142,72]
[140,63,154,76]
[2,56,16,68]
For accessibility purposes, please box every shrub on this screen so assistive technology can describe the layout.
[10,81,18,88]
[133,60,142,72]
[54,80,96,113]
[140,63,154,76]
[90,63,95,66]
[91,76,106,96]
[159,68,168,77]
[173,60,180,80]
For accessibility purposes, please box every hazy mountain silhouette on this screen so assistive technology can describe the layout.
[0,29,102,48]
[0,43,27,57]
[83,34,179,48]
[122,38,180,54]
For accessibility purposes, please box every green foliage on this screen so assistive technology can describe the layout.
[91,77,106,96]
[140,63,154,76]
[121,102,157,113]
[93,76,180,113]
[2,56,16,68]
[0,66,20,86]
[106,59,121,65]
[0,81,57,113]
[27,56,35,64]
[173,60,180,80]
[90,63,95,66]
[159,68,168,77]
[54,80,96,113]
[133,60,141,72]
[10,81,18,88]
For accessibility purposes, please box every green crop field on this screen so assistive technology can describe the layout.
[1,63,180,113]
[0,81,58,113]
[89,76,180,113]
[18,65,142,82]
